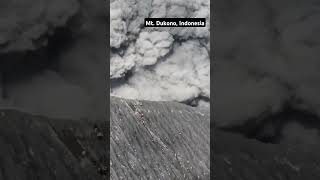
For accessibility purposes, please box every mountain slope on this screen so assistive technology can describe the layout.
[110,97,210,180]
[0,97,210,180]
[213,130,320,179]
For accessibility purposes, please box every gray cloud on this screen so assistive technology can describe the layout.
[0,0,79,53]
[214,0,320,143]
[110,0,210,106]
[0,0,106,120]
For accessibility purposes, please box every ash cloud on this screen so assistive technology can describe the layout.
[0,0,79,53]
[0,0,106,120]
[110,0,210,106]
[214,0,320,144]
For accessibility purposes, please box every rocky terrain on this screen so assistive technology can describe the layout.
[0,97,210,180]
[1,97,320,179]
[110,97,210,179]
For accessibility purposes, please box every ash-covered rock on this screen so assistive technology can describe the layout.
[110,97,210,180]
[0,97,210,180]
[1,96,320,179]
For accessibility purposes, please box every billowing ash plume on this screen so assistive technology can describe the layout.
[0,0,106,120]
[0,0,79,53]
[214,0,320,144]
[110,0,210,106]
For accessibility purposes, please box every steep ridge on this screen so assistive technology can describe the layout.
[1,97,320,179]
[110,97,210,180]
[0,97,210,180]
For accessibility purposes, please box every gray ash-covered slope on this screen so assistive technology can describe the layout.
[1,97,319,180]
[214,130,320,180]
[0,110,107,180]
[110,97,210,180]
[0,97,210,180]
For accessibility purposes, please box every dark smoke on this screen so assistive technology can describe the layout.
[110,0,210,106]
[214,0,320,145]
[0,0,107,120]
